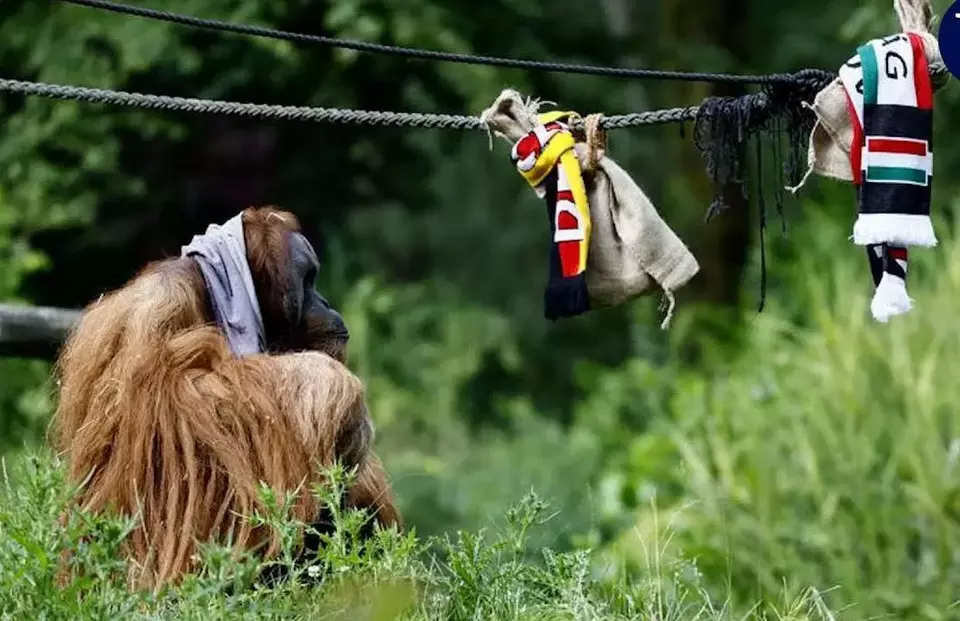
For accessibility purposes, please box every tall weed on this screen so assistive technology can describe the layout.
[604,204,960,620]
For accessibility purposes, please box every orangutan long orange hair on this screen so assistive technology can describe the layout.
[50,207,399,590]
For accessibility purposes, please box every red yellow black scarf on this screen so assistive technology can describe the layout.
[510,111,592,320]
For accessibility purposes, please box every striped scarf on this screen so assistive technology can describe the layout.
[510,111,592,320]
[840,32,935,321]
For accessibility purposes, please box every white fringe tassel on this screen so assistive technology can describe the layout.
[870,272,913,322]
[852,213,938,247]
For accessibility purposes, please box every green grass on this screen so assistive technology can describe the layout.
[0,455,832,621]
[7,201,960,620]
[595,203,960,620]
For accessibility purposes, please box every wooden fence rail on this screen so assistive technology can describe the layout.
[0,303,82,359]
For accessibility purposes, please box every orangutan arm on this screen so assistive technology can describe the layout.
[348,452,401,530]
[256,352,399,529]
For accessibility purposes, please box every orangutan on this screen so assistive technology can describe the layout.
[50,206,398,590]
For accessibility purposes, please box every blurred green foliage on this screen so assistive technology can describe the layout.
[1,0,959,618]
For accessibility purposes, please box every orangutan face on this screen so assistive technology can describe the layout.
[285,229,349,360]
[243,207,349,361]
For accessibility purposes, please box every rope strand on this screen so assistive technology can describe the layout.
[0,77,700,129]
[57,0,838,86]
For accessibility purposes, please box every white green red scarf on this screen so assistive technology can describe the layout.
[839,32,935,322]
[509,111,592,320]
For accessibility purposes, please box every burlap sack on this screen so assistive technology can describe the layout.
[790,0,948,190]
[480,89,700,328]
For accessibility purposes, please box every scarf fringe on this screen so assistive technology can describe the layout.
[870,271,913,322]
[852,213,937,247]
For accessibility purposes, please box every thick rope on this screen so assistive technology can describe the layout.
[57,0,838,87]
[0,77,699,130]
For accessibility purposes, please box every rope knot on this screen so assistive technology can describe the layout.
[583,113,607,172]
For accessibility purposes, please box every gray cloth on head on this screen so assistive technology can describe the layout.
[181,213,265,356]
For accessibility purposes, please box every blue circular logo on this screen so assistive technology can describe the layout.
[941,0,960,78]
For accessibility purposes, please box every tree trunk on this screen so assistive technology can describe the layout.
[659,0,752,309]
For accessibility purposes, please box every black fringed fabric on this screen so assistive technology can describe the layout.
[691,69,834,311]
